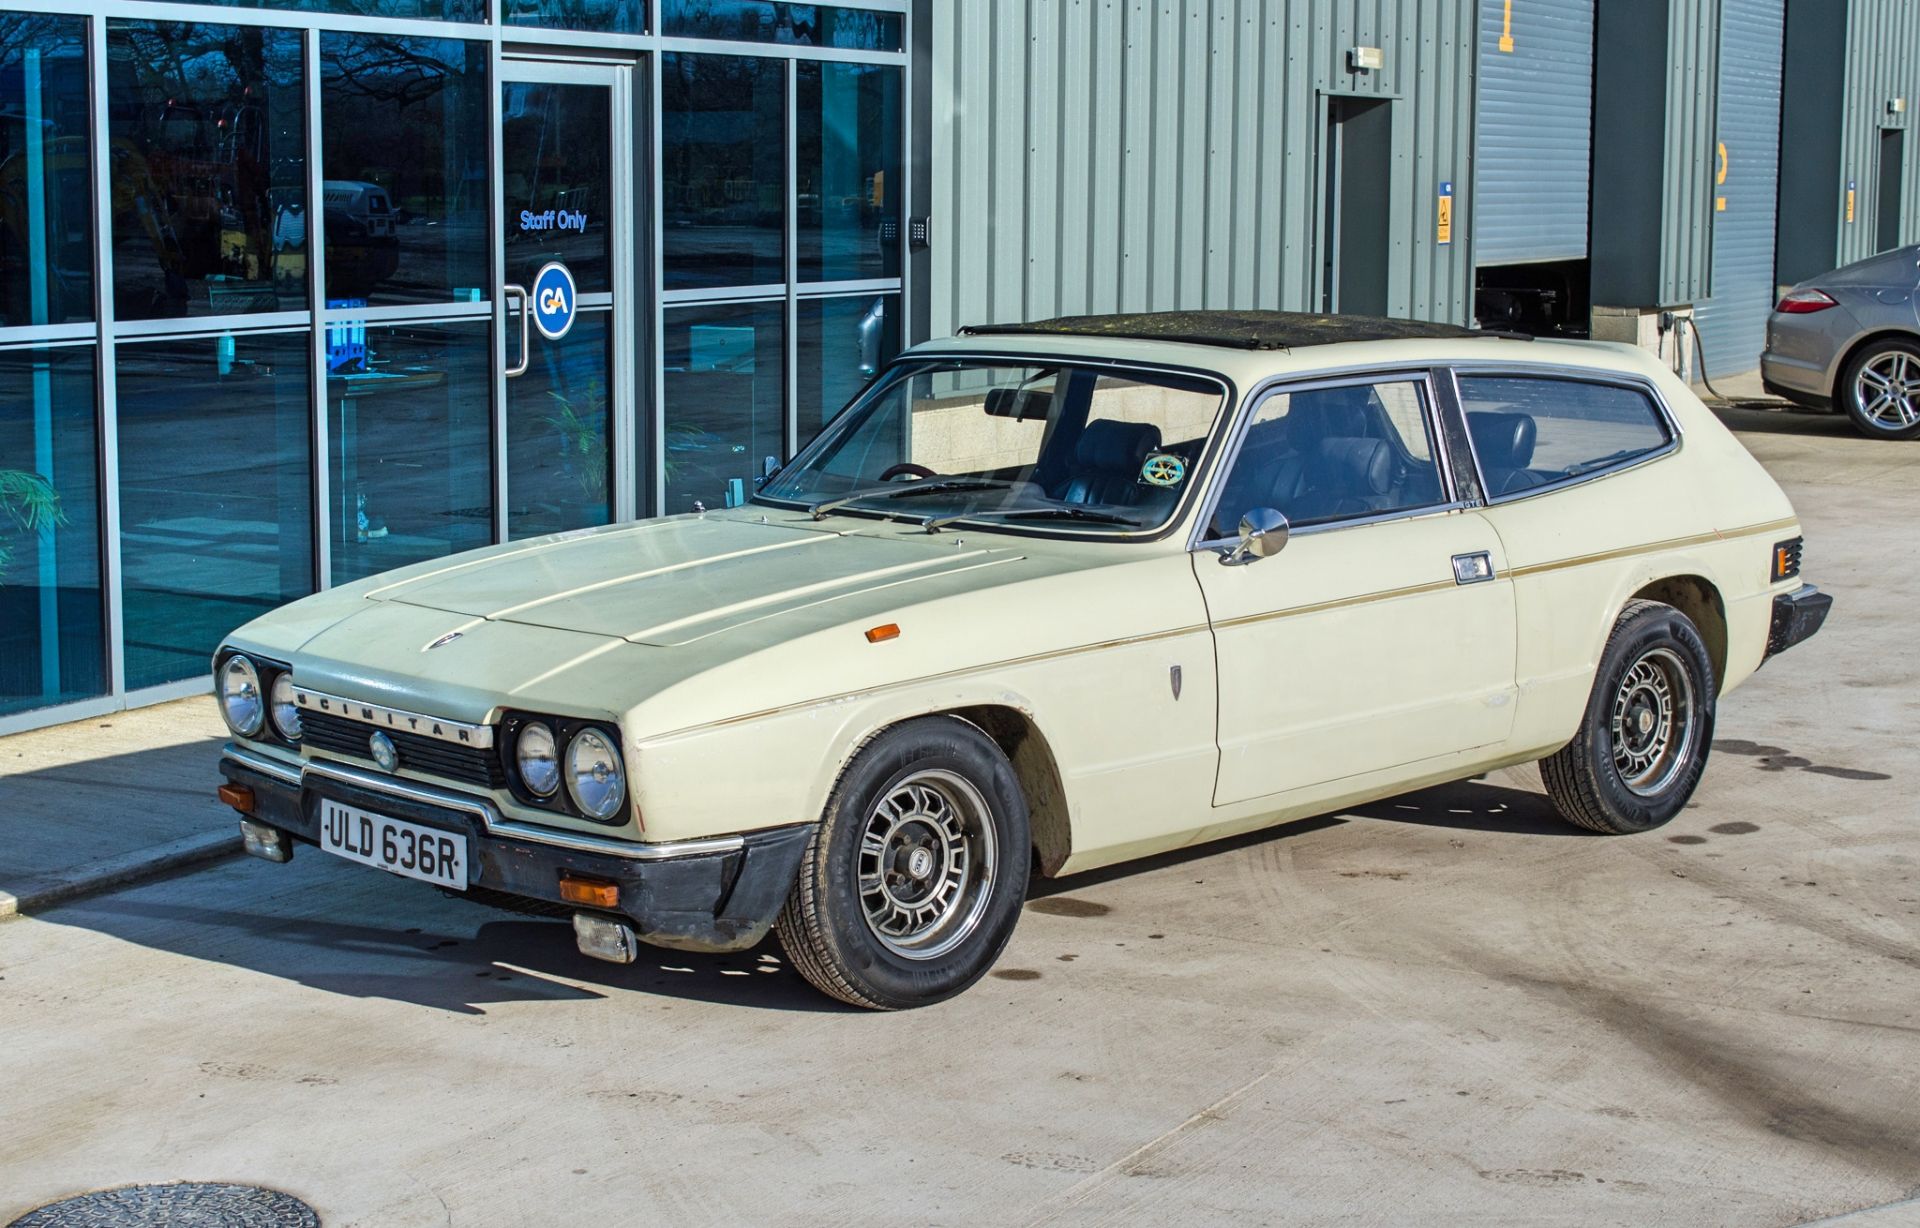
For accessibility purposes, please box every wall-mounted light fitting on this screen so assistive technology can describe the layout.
[1349,46,1384,72]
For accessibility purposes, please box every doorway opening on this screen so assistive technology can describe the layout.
[1320,96,1392,316]
[1878,127,1905,253]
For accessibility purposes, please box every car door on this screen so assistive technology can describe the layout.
[1191,372,1518,807]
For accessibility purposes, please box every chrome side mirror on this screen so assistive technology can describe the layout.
[1221,507,1289,566]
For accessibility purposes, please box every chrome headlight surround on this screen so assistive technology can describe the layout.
[267,671,302,743]
[515,721,562,799]
[565,727,627,822]
[216,653,266,738]
[499,712,628,823]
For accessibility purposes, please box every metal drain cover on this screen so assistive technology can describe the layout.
[9,1182,318,1227]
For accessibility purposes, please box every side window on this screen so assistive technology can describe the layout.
[1456,376,1673,498]
[1209,379,1445,537]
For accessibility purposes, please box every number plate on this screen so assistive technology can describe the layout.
[317,799,467,890]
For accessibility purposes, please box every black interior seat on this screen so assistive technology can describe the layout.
[1290,436,1395,523]
[1058,419,1162,505]
[1467,411,1543,496]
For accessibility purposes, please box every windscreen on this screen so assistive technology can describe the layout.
[757,360,1225,535]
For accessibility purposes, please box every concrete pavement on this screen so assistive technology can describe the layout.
[2,405,1917,1226]
[0,698,236,919]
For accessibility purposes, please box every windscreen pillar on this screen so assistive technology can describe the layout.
[1588,0,1722,384]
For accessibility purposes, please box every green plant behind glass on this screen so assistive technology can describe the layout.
[542,378,607,502]
[0,469,65,585]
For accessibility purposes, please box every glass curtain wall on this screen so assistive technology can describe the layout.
[660,45,902,515]
[0,0,907,730]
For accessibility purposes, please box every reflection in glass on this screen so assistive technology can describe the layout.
[798,62,900,283]
[509,310,612,538]
[502,81,611,293]
[663,301,784,514]
[797,293,897,444]
[0,345,105,716]
[0,17,94,328]
[662,54,784,290]
[107,21,306,320]
[117,333,312,689]
[505,0,644,34]
[327,318,491,583]
[661,1,902,50]
[320,35,488,307]
[107,0,486,21]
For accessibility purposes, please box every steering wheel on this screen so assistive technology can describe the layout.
[877,462,937,482]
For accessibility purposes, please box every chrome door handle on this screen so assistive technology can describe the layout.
[503,284,529,377]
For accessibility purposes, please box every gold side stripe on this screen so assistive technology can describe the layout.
[648,516,1803,742]
[1506,516,1800,581]
[1210,578,1458,631]
[651,621,1213,739]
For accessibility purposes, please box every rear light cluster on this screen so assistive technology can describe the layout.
[1772,537,1804,583]
[1775,289,1838,314]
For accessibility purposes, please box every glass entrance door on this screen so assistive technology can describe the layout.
[499,60,634,538]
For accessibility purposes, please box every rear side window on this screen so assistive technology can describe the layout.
[1456,376,1672,498]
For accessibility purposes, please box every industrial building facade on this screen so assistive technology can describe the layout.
[1,0,1913,732]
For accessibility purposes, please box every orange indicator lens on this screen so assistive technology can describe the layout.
[558,874,620,909]
[865,624,901,643]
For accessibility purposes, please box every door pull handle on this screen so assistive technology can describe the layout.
[503,284,530,377]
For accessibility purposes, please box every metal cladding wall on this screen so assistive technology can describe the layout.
[1834,0,1920,264]
[927,0,1479,337]
[1590,0,1721,308]
[1474,0,1596,267]
[1694,0,1784,377]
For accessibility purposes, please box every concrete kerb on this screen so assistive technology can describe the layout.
[0,829,243,920]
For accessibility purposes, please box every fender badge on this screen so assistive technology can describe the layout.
[1140,453,1186,487]
[425,630,464,651]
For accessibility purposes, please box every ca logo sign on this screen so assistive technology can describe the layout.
[531,262,576,341]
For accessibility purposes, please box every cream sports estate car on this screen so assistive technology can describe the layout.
[214,312,1831,1009]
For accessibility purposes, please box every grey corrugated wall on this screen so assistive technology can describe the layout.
[927,0,1478,337]
[1694,0,1783,377]
[1660,0,1722,306]
[1473,0,1595,267]
[1835,0,1920,263]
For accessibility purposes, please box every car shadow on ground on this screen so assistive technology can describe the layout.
[1709,403,1855,436]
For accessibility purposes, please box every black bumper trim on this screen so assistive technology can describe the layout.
[220,757,812,954]
[1765,584,1832,663]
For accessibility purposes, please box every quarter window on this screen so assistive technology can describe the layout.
[1456,376,1672,498]
[1209,379,1444,538]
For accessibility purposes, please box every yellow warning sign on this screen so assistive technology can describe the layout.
[1437,192,1454,245]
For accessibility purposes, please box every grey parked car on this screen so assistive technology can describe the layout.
[1762,245,1920,440]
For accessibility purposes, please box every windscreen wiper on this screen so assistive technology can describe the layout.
[808,478,1011,520]
[921,505,1142,532]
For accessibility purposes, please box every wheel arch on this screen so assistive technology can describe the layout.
[944,704,1073,878]
[1829,328,1920,404]
[1627,574,1727,694]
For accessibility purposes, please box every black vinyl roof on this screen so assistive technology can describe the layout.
[958,310,1525,352]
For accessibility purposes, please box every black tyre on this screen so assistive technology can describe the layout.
[1540,600,1717,835]
[775,716,1030,1009]
[1839,338,1920,440]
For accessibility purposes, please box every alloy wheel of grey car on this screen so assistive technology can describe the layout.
[1842,339,1920,440]
[775,715,1031,1010]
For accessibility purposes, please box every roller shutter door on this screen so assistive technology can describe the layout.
[1474,0,1596,267]
[1694,0,1785,379]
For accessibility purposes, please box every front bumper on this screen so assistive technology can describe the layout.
[1764,584,1833,663]
[220,749,811,953]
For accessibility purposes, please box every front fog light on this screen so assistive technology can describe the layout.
[516,721,561,798]
[268,672,302,742]
[565,728,626,821]
[218,654,265,737]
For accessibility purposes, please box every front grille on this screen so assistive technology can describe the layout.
[303,710,504,789]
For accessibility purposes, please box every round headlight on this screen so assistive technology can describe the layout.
[218,655,265,737]
[267,672,302,742]
[565,728,626,821]
[516,722,562,798]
